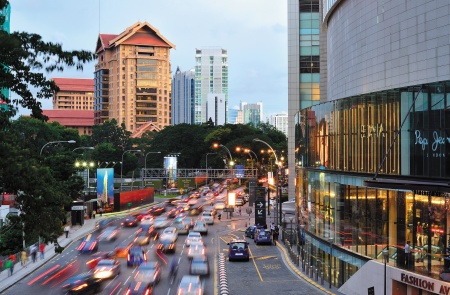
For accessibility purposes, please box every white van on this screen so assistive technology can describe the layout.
[201,211,214,225]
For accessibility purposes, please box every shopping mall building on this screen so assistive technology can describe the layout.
[287,1,450,294]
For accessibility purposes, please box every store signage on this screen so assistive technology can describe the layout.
[415,130,448,151]
[360,123,385,138]
[71,206,85,210]
[400,273,440,293]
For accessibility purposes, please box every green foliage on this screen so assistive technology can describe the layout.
[0,215,23,256]
[90,119,131,151]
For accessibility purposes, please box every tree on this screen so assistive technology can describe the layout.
[90,119,131,152]
[0,0,95,119]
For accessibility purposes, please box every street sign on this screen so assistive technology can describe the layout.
[71,206,85,210]
[254,186,266,226]
[248,178,257,206]
[223,207,234,212]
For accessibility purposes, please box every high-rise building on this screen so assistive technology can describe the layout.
[228,107,239,124]
[206,93,226,125]
[0,2,11,109]
[289,0,450,293]
[94,22,175,132]
[194,48,228,124]
[52,78,94,110]
[172,67,195,125]
[271,113,288,137]
[240,102,263,126]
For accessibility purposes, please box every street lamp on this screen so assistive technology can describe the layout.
[253,138,281,225]
[328,237,333,289]
[72,146,94,153]
[40,140,76,156]
[145,151,161,172]
[75,160,95,195]
[206,153,217,185]
[383,249,389,295]
[120,149,142,191]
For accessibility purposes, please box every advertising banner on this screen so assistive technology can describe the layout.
[97,168,114,205]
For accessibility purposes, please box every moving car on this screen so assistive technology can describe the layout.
[138,225,159,240]
[157,238,176,253]
[228,239,250,261]
[115,241,133,258]
[86,251,115,270]
[187,241,205,259]
[160,227,178,242]
[185,232,202,247]
[140,215,154,226]
[192,220,208,236]
[201,212,214,225]
[189,255,209,276]
[147,205,165,216]
[98,226,119,242]
[244,225,263,239]
[62,273,102,295]
[174,221,190,235]
[127,246,147,267]
[254,229,272,245]
[92,259,121,279]
[134,261,161,287]
[125,280,154,295]
[134,231,152,246]
[153,217,170,229]
[183,217,195,229]
[122,217,139,227]
[77,234,99,253]
[177,275,204,295]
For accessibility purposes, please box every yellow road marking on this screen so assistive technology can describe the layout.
[248,246,264,281]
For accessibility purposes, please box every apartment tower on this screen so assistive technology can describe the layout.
[172,67,195,125]
[94,22,175,132]
[194,48,228,124]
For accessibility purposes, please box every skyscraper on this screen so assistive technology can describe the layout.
[94,22,175,132]
[271,113,288,137]
[194,48,228,124]
[240,102,263,126]
[172,67,195,125]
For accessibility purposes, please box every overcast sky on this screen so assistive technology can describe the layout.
[11,0,288,120]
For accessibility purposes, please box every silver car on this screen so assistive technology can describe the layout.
[177,275,204,295]
[92,259,121,279]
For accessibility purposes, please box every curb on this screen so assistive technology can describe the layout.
[277,242,336,295]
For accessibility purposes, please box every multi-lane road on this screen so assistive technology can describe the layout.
[3,192,325,295]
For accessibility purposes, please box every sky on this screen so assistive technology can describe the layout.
[11,0,288,120]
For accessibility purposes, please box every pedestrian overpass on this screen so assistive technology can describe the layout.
[141,168,258,179]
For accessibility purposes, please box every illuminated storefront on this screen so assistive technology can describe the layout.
[295,82,450,289]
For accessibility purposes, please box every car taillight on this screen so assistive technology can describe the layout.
[77,242,86,250]
[88,242,97,251]
[144,289,150,295]
[197,289,203,295]
[144,253,147,261]
[125,289,131,295]
[127,254,130,261]
[72,283,88,291]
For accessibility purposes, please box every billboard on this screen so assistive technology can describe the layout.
[235,165,245,178]
[97,168,114,205]
[164,156,178,187]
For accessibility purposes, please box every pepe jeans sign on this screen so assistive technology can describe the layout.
[360,124,385,138]
[415,130,448,157]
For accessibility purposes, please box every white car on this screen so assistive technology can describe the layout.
[193,220,208,236]
[177,275,204,295]
[187,242,206,259]
[201,212,214,225]
[185,232,202,247]
[92,259,121,279]
[160,227,178,242]
[153,217,170,229]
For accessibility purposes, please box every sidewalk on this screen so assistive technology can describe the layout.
[0,216,104,293]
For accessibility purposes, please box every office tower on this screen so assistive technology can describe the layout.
[228,107,238,124]
[0,2,10,109]
[240,102,263,126]
[194,48,228,124]
[52,78,94,110]
[206,93,226,125]
[172,67,195,125]
[94,22,175,132]
[271,113,288,137]
[289,0,450,293]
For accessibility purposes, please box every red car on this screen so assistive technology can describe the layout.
[86,251,114,270]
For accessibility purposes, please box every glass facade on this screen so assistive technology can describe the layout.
[295,81,450,287]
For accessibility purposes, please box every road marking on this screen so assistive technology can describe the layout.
[262,263,281,270]
[255,255,278,260]
[248,246,264,281]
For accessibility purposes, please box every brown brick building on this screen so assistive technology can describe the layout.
[94,22,175,132]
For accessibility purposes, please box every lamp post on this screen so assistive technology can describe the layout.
[253,138,281,225]
[40,140,76,156]
[120,149,141,191]
[75,160,95,196]
[213,143,234,178]
[206,153,217,185]
[383,249,389,295]
[72,146,94,153]
[144,151,161,174]
[328,237,333,289]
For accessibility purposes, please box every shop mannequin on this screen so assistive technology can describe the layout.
[417,222,423,246]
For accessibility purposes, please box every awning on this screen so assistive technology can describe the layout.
[364,178,450,193]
